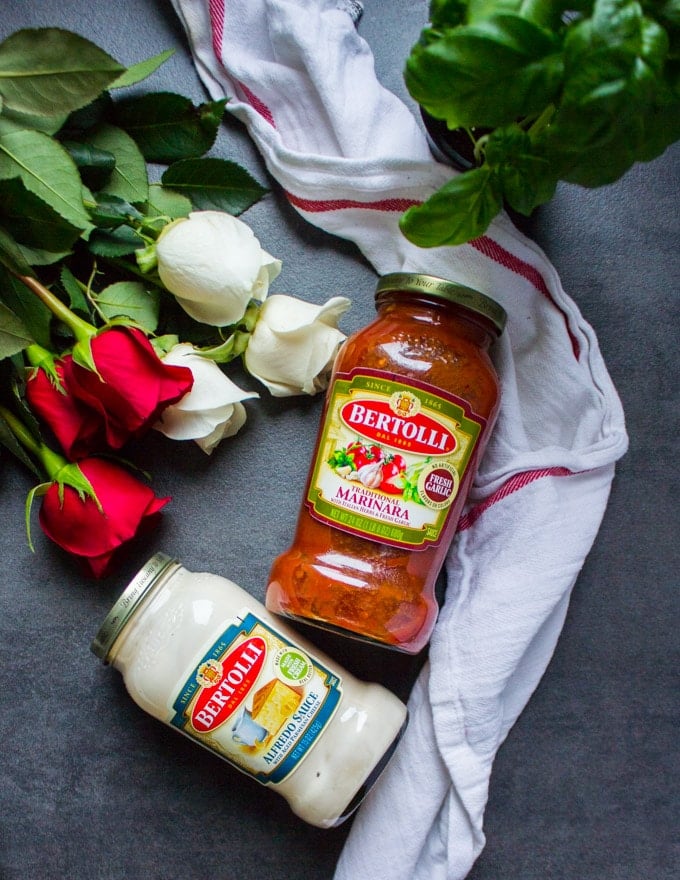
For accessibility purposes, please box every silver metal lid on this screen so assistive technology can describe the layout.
[90,552,178,662]
[375,272,507,335]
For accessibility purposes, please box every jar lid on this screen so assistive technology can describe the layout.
[90,552,178,662]
[375,272,507,335]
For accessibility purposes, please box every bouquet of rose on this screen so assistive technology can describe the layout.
[0,28,350,577]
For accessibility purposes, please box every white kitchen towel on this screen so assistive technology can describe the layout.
[171,1,629,877]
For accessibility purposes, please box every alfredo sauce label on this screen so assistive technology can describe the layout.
[307,369,484,549]
[170,611,341,784]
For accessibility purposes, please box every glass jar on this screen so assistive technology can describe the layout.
[91,553,407,828]
[266,272,505,654]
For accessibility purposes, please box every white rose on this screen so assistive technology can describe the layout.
[244,294,351,397]
[156,211,282,327]
[153,343,259,454]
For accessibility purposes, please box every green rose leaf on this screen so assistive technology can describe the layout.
[0,177,82,253]
[0,107,69,137]
[0,28,124,117]
[0,129,93,232]
[59,93,113,139]
[0,266,52,350]
[83,124,149,205]
[88,225,146,258]
[0,225,35,277]
[93,280,160,332]
[161,157,268,214]
[60,265,90,314]
[0,300,35,359]
[112,92,228,163]
[87,193,144,229]
[399,165,503,247]
[60,140,116,191]
[0,403,42,478]
[146,183,193,220]
[109,49,174,89]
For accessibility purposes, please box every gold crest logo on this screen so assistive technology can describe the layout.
[390,390,420,418]
[196,658,223,688]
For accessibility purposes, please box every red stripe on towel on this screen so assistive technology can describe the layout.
[470,236,580,357]
[209,1,277,128]
[457,467,575,532]
[287,190,580,358]
[209,0,225,58]
[286,191,420,213]
[235,80,277,128]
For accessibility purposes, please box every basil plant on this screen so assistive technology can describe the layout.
[400,0,680,246]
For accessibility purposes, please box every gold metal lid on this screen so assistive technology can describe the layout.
[375,272,507,335]
[90,552,179,662]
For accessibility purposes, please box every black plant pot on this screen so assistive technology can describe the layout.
[421,110,489,171]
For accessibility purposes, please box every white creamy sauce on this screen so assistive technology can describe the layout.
[99,561,407,828]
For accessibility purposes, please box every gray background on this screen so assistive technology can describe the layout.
[1,1,678,878]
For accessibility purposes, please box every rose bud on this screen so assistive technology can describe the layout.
[156,211,282,327]
[244,294,350,396]
[25,358,108,460]
[38,457,169,578]
[62,326,194,450]
[153,343,259,453]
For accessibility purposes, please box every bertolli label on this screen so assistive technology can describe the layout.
[307,369,484,549]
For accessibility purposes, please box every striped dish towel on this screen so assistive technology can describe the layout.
[171,1,629,877]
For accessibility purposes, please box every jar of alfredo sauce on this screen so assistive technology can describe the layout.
[91,553,407,828]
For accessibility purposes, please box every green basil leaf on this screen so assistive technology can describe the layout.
[0,28,124,117]
[405,14,563,127]
[399,166,503,246]
[561,0,669,146]
[111,92,227,163]
[466,0,566,28]
[0,177,81,253]
[161,157,268,214]
[0,129,93,232]
[484,123,557,213]
[83,124,149,204]
[109,49,174,89]
[93,280,159,332]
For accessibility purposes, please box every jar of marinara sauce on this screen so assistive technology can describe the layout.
[266,272,506,654]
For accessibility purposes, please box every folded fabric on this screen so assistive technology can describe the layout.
[171,1,629,877]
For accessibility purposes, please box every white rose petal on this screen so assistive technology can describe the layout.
[244,294,351,397]
[153,343,258,453]
[156,211,282,327]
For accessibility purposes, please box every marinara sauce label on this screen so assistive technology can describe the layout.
[170,611,341,785]
[306,369,485,549]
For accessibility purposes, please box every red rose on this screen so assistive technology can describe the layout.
[39,457,169,578]
[62,326,194,450]
[25,360,108,460]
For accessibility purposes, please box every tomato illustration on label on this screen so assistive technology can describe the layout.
[379,457,407,494]
[346,442,382,470]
